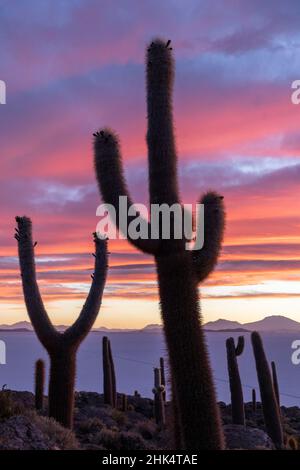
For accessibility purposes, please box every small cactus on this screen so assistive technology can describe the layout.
[35,359,45,411]
[252,388,256,413]
[102,336,114,406]
[108,338,117,407]
[159,357,166,401]
[152,368,165,427]
[226,336,245,425]
[271,361,280,408]
[121,393,127,412]
[251,332,283,449]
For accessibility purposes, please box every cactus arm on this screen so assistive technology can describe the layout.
[235,336,245,356]
[63,235,108,345]
[146,39,179,206]
[191,192,225,283]
[94,130,159,255]
[15,216,59,349]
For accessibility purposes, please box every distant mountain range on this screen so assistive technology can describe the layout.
[1,316,300,333]
[203,315,300,332]
[137,316,300,333]
[0,321,136,333]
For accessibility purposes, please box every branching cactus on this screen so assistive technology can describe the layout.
[15,216,108,428]
[251,332,283,449]
[271,361,280,408]
[102,336,116,407]
[226,336,245,425]
[35,359,45,411]
[152,367,165,427]
[94,38,225,450]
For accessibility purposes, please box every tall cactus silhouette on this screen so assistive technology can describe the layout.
[94,39,225,449]
[226,336,245,425]
[35,358,45,411]
[251,332,283,449]
[15,216,108,428]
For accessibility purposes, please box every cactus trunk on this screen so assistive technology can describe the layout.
[156,253,223,448]
[171,385,182,449]
[48,348,76,428]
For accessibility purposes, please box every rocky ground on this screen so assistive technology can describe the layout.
[0,390,299,450]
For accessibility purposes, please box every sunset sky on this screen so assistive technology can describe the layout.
[1,0,300,328]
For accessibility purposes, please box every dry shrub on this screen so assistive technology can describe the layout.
[0,390,23,420]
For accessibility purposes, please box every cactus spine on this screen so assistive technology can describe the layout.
[34,359,45,411]
[252,388,256,413]
[251,332,283,449]
[271,361,280,408]
[94,38,225,450]
[226,336,245,425]
[102,336,116,407]
[152,368,165,427]
[15,217,108,428]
